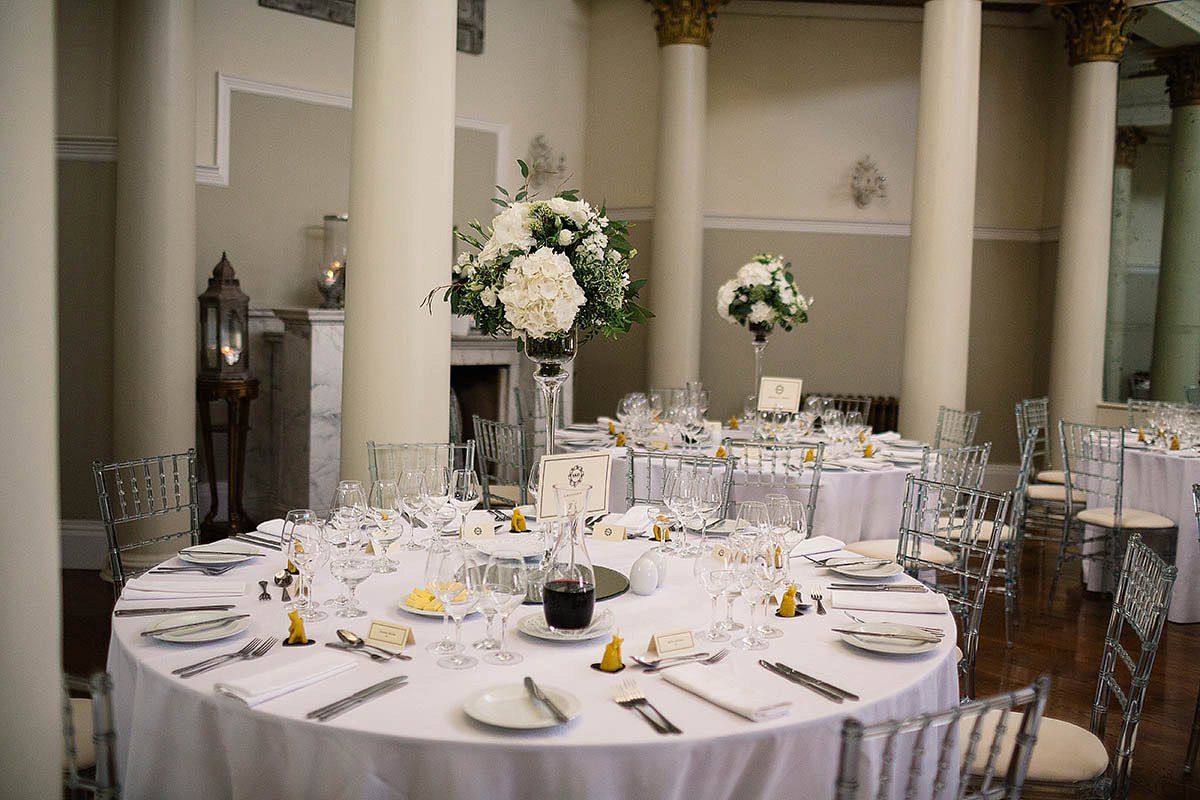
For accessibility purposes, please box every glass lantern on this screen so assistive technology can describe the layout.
[316,214,347,309]
[198,252,251,381]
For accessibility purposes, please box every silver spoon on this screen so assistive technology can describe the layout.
[274,570,293,602]
[336,629,412,661]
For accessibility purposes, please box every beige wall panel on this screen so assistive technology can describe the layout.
[58,161,117,518]
[56,0,117,136]
[1038,28,1071,229]
[965,239,1042,463]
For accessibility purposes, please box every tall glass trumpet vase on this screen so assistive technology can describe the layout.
[524,329,577,468]
[749,325,769,438]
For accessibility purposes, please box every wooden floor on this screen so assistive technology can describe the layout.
[62,539,1200,798]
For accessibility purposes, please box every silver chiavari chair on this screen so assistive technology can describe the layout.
[625,448,734,518]
[1126,398,1164,432]
[472,416,529,509]
[721,439,824,536]
[1015,397,1063,485]
[92,449,199,599]
[808,394,872,421]
[1051,422,1176,600]
[963,535,1175,800]
[895,475,1011,701]
[1185,385,1200,407]
[933,405,981,450]
[62,671,120,800]
[835,676,1051,800]
[367,440,476,484]
[1185,484,1200,774]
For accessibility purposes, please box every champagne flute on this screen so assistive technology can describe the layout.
[286,509,327,622]
[432,543,480,669]
[482,550,529,666]
[693,548,733,642]
[367,479,408,573]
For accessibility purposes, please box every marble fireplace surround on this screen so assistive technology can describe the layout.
[245,308,572,519]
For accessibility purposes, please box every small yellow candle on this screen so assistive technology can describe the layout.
[599,633,624,672]
[778,585,797,617]
[730,415,739,430]
[510,508,528,533]
[286,610,308,644]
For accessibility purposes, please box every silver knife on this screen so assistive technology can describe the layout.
[524,676,569,724]
[826,584,927,592]
[307,676,409,721]
[115,605,236,616]
[230,535,282,550]
[178,549,265,557]
[758,660,843,703]
[139,614,250,637]
[831,628,942,643]
[773,663,860,701]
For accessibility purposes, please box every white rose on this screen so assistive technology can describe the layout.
[547,197,589,226]
[558,229,575,246]
[716,280,737,322]
[736,261,772,287]
[480,286,497,307]
[748,301,774,324]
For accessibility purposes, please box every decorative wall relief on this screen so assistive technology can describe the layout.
[527,135,567,191]
[850,156,886,208]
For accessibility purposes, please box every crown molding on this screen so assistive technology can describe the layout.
[725,0,1051,28]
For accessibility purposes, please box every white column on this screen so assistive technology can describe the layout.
[646,1,726,389]
[898,0,982,442]
[1047,0,1136,429]
[1103,128,1142,402]
[339,0,456,484]
[1150,47,1200,402]
[0,2,62,796]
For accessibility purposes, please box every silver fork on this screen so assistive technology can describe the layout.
[172,637,262,676]
[617,679,682,734]
[152,564,238,576]
[178,636,278,678]
[810,587,827,615]
[843,611,945,637]
[638,648,730,673]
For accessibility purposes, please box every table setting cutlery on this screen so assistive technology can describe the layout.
[335,629,411,660]
[826,583,927,592]
[306,675,409,722]
[803,555,892,568]
[325,642,390,662]
[829,627,942,643]
[230,534,283,550]
[139,613,251,638]
[151,564,241,576]
[611,679,681,734]
[274,570,293,602]
[174,636,277,678]
[525,676,571,725]
[843,611,946,637]
[809,587,827,615]
[632,648,729,672]
[177,548,265,558]
[758,660,859,702]
[114,604,236,617]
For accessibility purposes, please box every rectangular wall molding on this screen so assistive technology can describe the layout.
[61,520,107,571]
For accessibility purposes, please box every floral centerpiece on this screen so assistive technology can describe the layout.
[716,253,812,402]
[427,160,650,462]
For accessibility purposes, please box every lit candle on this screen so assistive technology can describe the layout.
[220,345,241,366]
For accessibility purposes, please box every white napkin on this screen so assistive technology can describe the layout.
[122,576,245,601]
[829,589,949,615]
[872,432,901,442]
[612,505,658,533]
[256,519,285,538]
[792,536,845,557]
[663,664,791,721]
[831,458,893,472]
[214,651,356,707]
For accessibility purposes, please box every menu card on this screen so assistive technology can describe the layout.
[535,450,613,519]
[757,377,803,412]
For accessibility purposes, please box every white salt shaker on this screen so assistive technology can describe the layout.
[629,554,659,595]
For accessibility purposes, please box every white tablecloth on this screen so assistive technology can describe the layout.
[1081,446,1200,623]
[109,538,958,800]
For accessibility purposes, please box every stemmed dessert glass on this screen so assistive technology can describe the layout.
[481,550,529,666]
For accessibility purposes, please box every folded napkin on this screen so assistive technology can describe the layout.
[663,664,791,721]
[611,505,658,533]
[829,589,949,615]
[792,536,846,557]
[831,458,894,472]
[872,432,901,442]
[256,519,285,538]
[214,651,356,707]
[122,576,246,601]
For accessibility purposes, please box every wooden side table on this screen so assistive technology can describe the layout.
[197,377,260,540]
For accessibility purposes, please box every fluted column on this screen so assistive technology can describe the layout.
[339,0,456,483]
[645,1,727,388]
[0,3,61,796]
[1149,46,1200,401]
[1047,0,1140,429]
[1104,127,1145,401]
[113,0,197,568]
[897,0,982,442]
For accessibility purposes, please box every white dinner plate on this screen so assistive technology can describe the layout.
[827,560,904,579]
[517,608,614,642]
[888,439,926,449]
[397,599,480,618]
[881,450,925,463]
[141,610,251,643]
[471,535,547,560]
[463,682,582,729]
[687,519,735,536]
[839,622,940,655]
[177,541,260,565]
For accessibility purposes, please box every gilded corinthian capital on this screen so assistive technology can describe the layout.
[1051,0,1143,66]
[1155,46,1200,108]
[647,0,729,47]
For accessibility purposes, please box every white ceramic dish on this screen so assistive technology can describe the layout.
[177,542,259,565]
[827,560,904,579]
[463,682,581,729]
[839,622,940,655]
[141,610,251,643]
[397,599,479,618]
[516,608,614,642]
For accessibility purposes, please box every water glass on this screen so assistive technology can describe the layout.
[450,468,482,529]
[367,479,408,573]
[285,509,327,622]
[424,538,462,655]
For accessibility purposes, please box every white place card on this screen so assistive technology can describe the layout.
[461,520,497,540]
[535,450,613,519]
[592,523,626,542]
[366,619,413,648]
[647,628,696,657]
[757,376,804,413]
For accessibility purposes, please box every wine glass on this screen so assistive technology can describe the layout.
[783,499,810,580]
[423,538,462,655]
[662,471,693,556]
[431,543,480,669]
[396,469,426,550]
[449,468,482,530]
[481,550,529,666]
[755,531,787,640]
[325,515,371,618]
[326,480,366,608]
[422,465,452,533]
[688,473,723,555]
[367,479,408,573]
[285,509,328,622]
[733,550,771,651]
[693,547,733,642]
[765,494,792,539]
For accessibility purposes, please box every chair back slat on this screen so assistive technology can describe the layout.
[933,406,981,450]
[367,441,476,485]
[1015,397,1053,472]
[1059,422,1124,520]
[625,448,734,517]
[834,677,1051,800]
[807,394,873,421]
[472,416,529,508]
[721,439,824,535]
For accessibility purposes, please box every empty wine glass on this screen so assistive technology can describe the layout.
[481,550,529,666]
[423,465,452,533]
[450,468,482,530]
[755,531,788,640]
[424,538,462,655]
[367,479,408,573]
[733,549,772,651]
[325,515,371,618]
[694,548,733,642]
[431,543,480,669]
[662,471,693,556]
[326,480,366,608]
[396,469,426,550]
[285,509,327,622]
[688,473,723,555]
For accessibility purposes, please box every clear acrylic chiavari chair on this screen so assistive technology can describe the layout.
[625,448,735,520]
[1014,397,1063,485]
[367,441,476,484]
[1185,484,1200,774]
[472,415,529,509]
[721,439,824,537]
[806,394,872,423]
[933,406,981,450]
[62,671,120,800]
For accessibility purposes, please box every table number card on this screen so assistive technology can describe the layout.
[710,543,732,562]
[593,523,627,541]
[461,520,497,540]
[366,619,414,649]
[535,450,613,519]
[757,377,804,413]
[646,628,696,657]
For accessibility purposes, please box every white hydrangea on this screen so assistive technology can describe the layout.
[547,197,590,227]
[748,301,774,324]
[497,247,585,338]
[716,279,738,322]
[737,261,773,287]
[778,285,795,305]
[479,202,535,263]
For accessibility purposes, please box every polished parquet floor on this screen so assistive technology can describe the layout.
[62,538,1200,798]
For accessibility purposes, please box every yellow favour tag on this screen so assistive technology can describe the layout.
[615,432,626,447]
[286,610,308,644]
[608,420,616,435]
[778,585,797,617]
[599,633,624,672]
[593,523,627,541]
[366,619,413,649]
[510,508,528,532]
[730,415,739,430]
[647,628,696,657]
[715,446,727,459]
[863,443,874,458]
[858,430,866,444]
[1171,436,1180,450]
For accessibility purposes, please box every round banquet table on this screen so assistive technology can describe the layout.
[108,535,959,800]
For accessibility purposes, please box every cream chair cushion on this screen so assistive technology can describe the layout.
[1026,484,1087,504]
[943,522,1014,543]
[960,711,1108,783]
[846,538,956,565]
[1076,506,1175,529]
[65,697,95,770]
[1035,469,1065,485]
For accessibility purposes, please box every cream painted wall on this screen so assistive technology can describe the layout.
[57,0,117,137]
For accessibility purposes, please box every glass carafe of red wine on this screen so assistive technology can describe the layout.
[542,483,595,631]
